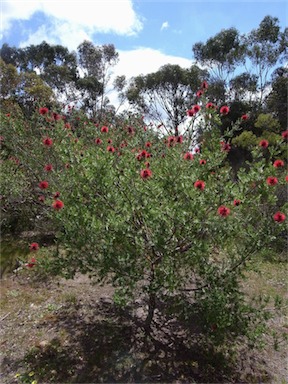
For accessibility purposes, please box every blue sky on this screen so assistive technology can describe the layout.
[1,0,287,79]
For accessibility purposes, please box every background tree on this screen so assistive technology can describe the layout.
[76,41,119,121]
[126,64,208,135]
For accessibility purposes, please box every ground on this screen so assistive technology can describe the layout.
[0,259,287,384]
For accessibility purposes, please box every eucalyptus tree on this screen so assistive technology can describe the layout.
[76,41,119,120]
[126,64,208,135]
[244,16,287,106]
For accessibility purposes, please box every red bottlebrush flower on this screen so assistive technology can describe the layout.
[145,161,150,168]
[29,242,39,251]
[52,112,62,121]
[53,191,60,199]
[273,211,286,223]
[241,114,249,121]
[220,141,231,152]
[140,168,152,179]
[220,106,229,115]
[167,136,175,146]
[52,199,64,210]
[194,180,205,190]
[196,90,203,97]
[266,176,278,186]
[107,138,113,144]
[101,126,109,133]
[64,123,71,129]
[183,152,194,160]
[285,175,288,182]
[201,81,208,89]
[38,195,45,203]
[107,146,115,153]
[27,257,37,268]
[217,206,231,217]
[44,164,53,172]
[175,135,183,144]
[259,139,269,148]
[6,113,10,117]
[145,142,152,148]
[192,105,201,114]
[281,130,288,140]
[140,150,149,158]
[233,199,241,206]
[199,159,206,165]
[206,102,216,110]
[39,180,49,190]
[39,107,49,115]
[273,159,284,168]
[127,126,135,135]
[194,147,200,153]
[187,109,195,117]
[95,138,102,145]
[42,137,53,147]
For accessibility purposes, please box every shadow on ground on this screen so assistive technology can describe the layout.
[2,295,271,384]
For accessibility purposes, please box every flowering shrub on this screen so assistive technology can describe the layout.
[0,93,287,347]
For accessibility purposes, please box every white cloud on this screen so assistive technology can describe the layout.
[1,0,143,45]
[160,21,169,31]
[114,47,192,79]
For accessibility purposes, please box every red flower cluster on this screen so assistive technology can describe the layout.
[175,135,183,144]
[220,106,229,115]
[196,90,204,97]
[44,164,53,172]
[241,114,249,121]
[194,180,205,190]
[281,130,288,140]
[259,140,269,148]
[140,168,152,179]
[29,242,39,251]
[107,146,115,153]
[39,181,49,189]
[233,199,241,206]
[273,159,284,168]
[266,176,278,186]
[273,211,286,223]
[137,150,151,161]
[42,137,53,147]
[39,107,49,115]
[52,199,64,210]
[183,152,194,160]
[206,102,216,110]
[187,105,201,116]
[101,126,109,133]
[27,257,37,268]
[201,81,208,89]
[95,138,102,145]
[218,206,230,217]
[220,141,231,152]
[53,191,60,199]
[199,159,206,165]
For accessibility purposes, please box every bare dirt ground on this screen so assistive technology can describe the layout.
[0,267,287,384]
